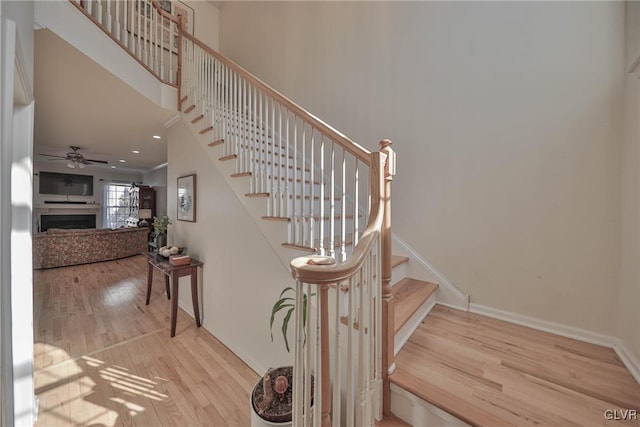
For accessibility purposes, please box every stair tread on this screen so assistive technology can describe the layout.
[392,278,438,334]
[392,255,409,268]
[375,415,411,427]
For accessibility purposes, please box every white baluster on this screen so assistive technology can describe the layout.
[332,279,341,427]
[292,118,298,245]
[301,124,306,246]
[375,236,383,420]
[358,268,366,425]
[285,112,291,243]
[151,4,156,74]
[161,15,166,80]
[114,0,120,40]
[138,0,143,58]
[304,283,312,427]
[239,77,245,172]
[329,141,335,259]
[250,85,257,193]
[258,91,264,194]
[270,97,276,215]
[293,280,304,426]
[354,159,359,247]
[106,0,112,32]
[346,275,355,427]
[276,103,283,217]
[285,111,290,214]
[123,0,128,48]
[319,137,326,256]
[341,148,347,262]
[96,0,103,25]
[313,284,322,426]
[309,130,315,249]
[232,71,238,160]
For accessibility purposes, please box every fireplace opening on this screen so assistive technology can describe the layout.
[41,214,96,232]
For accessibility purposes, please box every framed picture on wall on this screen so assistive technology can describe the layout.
[158,0,171,13]
[177,174,196,222]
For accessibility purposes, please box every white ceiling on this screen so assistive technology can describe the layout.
[34,29,177,173]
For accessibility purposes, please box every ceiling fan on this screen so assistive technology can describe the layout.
[39,146,109,169]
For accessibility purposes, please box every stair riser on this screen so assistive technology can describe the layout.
[390,384,471,427]
[391,263,408,287]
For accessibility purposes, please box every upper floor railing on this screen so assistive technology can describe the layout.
[70,0,181,85]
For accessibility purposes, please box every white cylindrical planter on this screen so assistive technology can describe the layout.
[250,395,292,427]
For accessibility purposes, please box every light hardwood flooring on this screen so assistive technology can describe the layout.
[391,305,640,426]
[34,255,259,426]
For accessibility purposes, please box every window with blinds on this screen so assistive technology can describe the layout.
[103,183,138,229]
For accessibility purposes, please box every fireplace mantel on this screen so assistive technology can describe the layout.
[36,204,100,211]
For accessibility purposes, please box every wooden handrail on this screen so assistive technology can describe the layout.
[290,150,386,283]
[149,0,180,24]
[181,32,371,165]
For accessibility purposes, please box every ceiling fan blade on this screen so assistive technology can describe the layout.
[84,158,109,164]
[47,158,68,161]
[40,154,67,159]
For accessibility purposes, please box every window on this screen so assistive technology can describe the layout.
[103,183,138,229]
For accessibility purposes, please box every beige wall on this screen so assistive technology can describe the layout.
[218,2,626,336]
[620,3,640,362]
[167,120,293,374]
[183,0,219,50]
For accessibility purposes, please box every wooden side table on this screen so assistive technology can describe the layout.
[144,252,203,337]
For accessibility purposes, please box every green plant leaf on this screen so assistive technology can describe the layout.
[270,301,294,341]
[279,286,295,299]
[282,307,295,353]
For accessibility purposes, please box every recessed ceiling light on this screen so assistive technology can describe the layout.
[153,135,161,139]
[111,166,116,169]
[132,150,140,154]
[119,159,126,163]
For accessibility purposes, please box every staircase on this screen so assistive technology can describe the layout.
[61,1,457,425]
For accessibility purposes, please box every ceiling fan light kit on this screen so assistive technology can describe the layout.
[40,146,109,168]
[66,161,87,169]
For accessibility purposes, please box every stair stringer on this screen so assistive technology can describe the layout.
[392,234,469,310]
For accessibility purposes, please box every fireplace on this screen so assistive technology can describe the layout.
[41,214,96,231]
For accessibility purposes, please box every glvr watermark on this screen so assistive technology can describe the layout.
[604,409,638,421]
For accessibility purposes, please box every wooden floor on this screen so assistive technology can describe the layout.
[391,305,640,426]
[34,255,259,426]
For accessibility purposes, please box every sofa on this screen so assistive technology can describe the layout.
[33,227,149,269]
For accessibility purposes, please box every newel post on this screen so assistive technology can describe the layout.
[379,139,395,416]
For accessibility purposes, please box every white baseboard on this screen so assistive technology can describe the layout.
[469,303,640,385]
[392,234,469,309]
[612,339,640,385]
[178,301,265,376]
